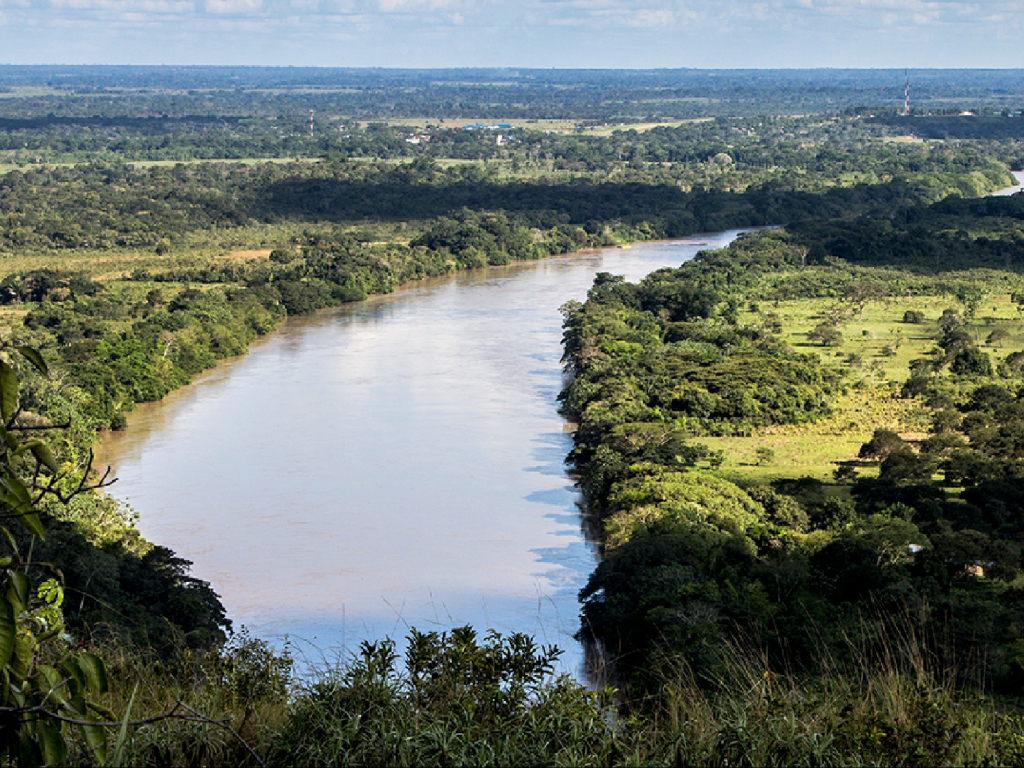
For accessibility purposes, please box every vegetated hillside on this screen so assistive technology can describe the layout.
[561,193,1024,707]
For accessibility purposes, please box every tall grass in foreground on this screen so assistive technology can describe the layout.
[57,622,1024,767]
[651,614,1024,768]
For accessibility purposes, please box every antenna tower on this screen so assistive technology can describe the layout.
[904,69,910,116]
[309,110,314,138]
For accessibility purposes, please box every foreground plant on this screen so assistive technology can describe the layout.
[0,341,114,765]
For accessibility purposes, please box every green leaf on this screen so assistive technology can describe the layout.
[0,527,16,555]
[15,512,44,540]
[10,634,32,684]
[60,658,85,697]
[0,361,17,425]
[86,701,115,720]
[78,652,108,694]
[29,443,57,474]
[68,693,86,718]
[36,718,67,768]
[0,474,31,508]
[81,719,107,766]
[0,425,15,452]
[0,595,15,670]
[14,347,47,377]
[110,682,137,768]
[0,475,45,538]
[6,570,29,612]
[36,665,65,705]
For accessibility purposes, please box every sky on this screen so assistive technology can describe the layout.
[0,0,1023,68]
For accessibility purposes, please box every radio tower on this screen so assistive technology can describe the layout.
[309,110,314,138]
[904,69,910,116]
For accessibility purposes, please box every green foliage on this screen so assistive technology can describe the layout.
[0,341,116,766]
[903,309,926,324]
[270,628,628,767]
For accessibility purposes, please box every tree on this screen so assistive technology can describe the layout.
[902,310,925,324]
[846,281,883,319]
[859,429,906,461]
[807,323,843,346]
[986,328,1010,347]
[956,285,986,321]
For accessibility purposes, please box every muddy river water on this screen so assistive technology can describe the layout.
[93,229,767,673]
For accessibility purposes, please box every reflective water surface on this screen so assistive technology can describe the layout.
[95,231,747,675]
[990,170,1024,197]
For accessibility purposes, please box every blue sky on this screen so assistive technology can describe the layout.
[1,0,1022,67]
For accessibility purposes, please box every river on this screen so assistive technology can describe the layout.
[93,229,748,675]
[990,170,1024,196]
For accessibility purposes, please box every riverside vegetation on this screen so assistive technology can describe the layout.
[4,67,1024,764]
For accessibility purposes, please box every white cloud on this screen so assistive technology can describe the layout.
[376,0,463,11]
[48,0,194,10]
[206,0,261,12]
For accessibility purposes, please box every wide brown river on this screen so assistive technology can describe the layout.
[96,231,748,674]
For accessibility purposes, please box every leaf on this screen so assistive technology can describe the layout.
[0,526,16,554]
[35,665,65,705]
[0,361,17,425]
[0,475,29,508]
[110,682,138,768]
[86,701,115,720]
[29,443,57,474]
[14,347,47,377]
[0,476,46,537]
[10,634,31,684]
[0,596,15,670]
[6,570,29,612]
[60,658,85,697]
[37,579,62,609]
[81,719,107,766]
[36,718,67,768]
[78,652,108,694]
[0,426,16,452]
[14,511,44,540]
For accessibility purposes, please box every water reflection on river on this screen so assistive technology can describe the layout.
[95,231,747,676]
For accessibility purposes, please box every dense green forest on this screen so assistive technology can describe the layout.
[3,68,1024,764]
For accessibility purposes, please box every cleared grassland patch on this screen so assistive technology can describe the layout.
[581,118,714,135]
[224,249,272,260]
[711,291,1024,484]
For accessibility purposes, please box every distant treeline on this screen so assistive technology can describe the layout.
[0,155,1011,250]
[869,114,1024,141]
[2,66,1024,120]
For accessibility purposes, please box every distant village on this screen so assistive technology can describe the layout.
[406,123,518,145]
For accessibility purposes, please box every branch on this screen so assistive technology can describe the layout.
[8,422,72,432]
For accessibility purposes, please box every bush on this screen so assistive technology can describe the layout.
[902,309,926,324]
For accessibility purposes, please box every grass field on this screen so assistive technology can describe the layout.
[705,290,1024,485]
[580,118,714,135]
